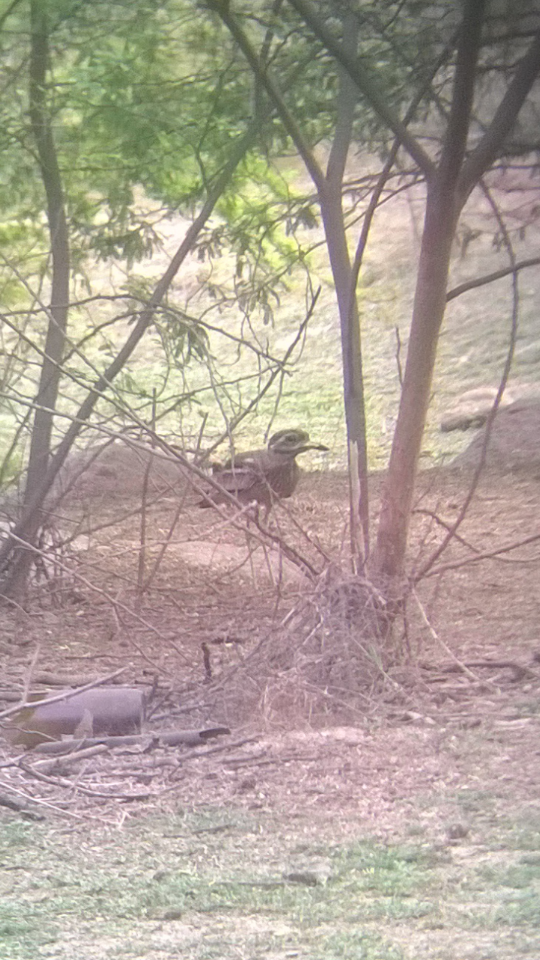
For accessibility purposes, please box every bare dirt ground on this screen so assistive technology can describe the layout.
[2,415,540,797]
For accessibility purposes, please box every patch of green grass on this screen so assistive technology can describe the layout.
[0,904,59,959]
[491,889,540,928]
[0,821,38,850]
[457,888,540,932]
[452,789,499,817]
[0,822,442,959]
[449,849,540,935]
[2,807,540,958]
[487,857,540,890]
[509,829,540,853]
[303,928,406,959]
[490,810,540,853]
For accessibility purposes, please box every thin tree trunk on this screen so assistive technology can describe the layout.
[371,0,487,581]
[319,192,368,564]
[6,1,71,596]
[322,13,369,566]
[26,0,70,503]
[372,185,458,579]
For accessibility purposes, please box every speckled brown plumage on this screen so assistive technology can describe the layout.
[198,428,328,511]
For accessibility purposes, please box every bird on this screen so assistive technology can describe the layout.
[198,428,328,513]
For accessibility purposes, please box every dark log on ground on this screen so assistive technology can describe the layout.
[29,726,231,755]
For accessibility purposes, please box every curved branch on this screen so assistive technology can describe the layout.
[414,180,520,583]
[447,256,540,301]
[422,532,540,579]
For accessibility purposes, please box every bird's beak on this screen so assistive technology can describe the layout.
[299,442,329,453]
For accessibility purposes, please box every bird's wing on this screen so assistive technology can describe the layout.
[222,449,269,469]
[212,457,267,493]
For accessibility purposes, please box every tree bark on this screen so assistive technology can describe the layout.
[6,1,71,596]
[26,0,70,503]
[322,12,369,565]
[372,185,458,580]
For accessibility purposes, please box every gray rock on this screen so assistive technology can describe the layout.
[453,400,540,469]
[440,387,515,432]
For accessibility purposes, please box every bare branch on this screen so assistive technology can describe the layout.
[460,28,540,195]
[422,532,540,579]
[438,0,487,188]
[414,181,520,582]
[446,256,540,301]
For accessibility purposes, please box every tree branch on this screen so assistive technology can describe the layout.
[285,0,435,179]
[438,0,486,188]
[422,532,540,579]
[0,0,23,31]
[460,28,540,196]
[326,12,358,189]
[208,1,326,194]
[446,256,540,301]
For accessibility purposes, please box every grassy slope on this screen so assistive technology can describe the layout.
[1,797,539,959]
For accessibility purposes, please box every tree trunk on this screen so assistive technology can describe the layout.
[6,1,71,596]
[26,0,70,502]
[321,13,369,566]
[371,0,499,583]
[319,190,368,565]
[372,183,459,580]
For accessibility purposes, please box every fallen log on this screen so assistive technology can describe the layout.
[3,685,145,748]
